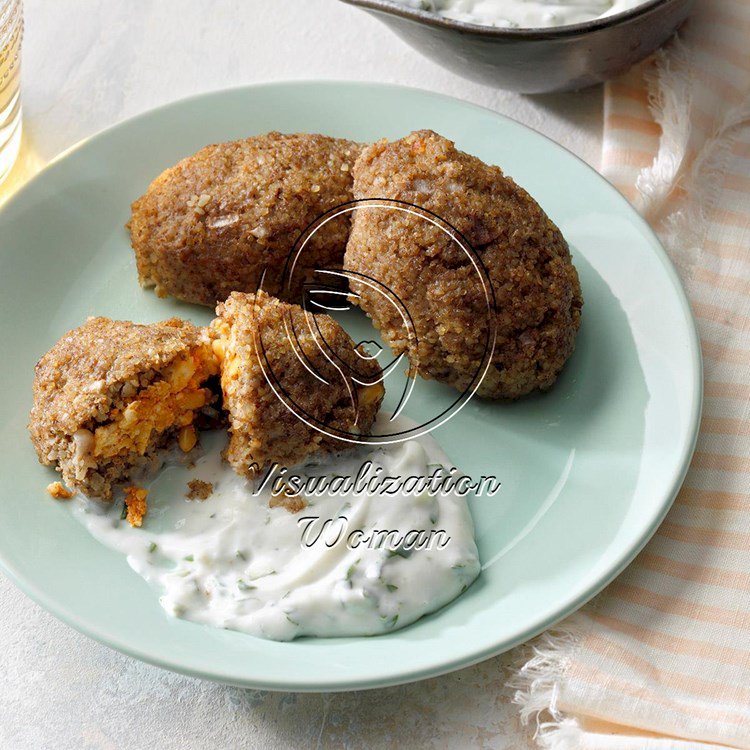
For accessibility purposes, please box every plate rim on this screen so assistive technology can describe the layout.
[0,80,703,691]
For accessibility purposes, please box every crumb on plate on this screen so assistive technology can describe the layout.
[47,481,74,500]
[124,486,148,527]
[186,479,213,501]
[269,489,308,514]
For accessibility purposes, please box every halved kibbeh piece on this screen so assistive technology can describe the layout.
[129,132,361,307]
[344,129,582,400]
[29,317,220,499]
[211,291,384,478]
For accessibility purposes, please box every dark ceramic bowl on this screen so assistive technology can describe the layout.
[340,0,693,93]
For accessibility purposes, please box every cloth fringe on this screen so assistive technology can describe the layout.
[636,37,693,223]
[507,613,594,749]
[637,33,750,274]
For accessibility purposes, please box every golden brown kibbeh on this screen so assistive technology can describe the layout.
[211,291,384,478]
[344,129,582,399]
[129,132,361,307]
[28,317,220,500]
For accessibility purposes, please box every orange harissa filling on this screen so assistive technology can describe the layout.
[209,318,385,431]
[93,344,219,459]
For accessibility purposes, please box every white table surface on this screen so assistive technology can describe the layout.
[0,2,603,748]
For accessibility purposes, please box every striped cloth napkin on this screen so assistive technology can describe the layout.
[512,1,750,747]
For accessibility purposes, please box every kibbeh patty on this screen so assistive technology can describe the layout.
[344,130,582,399]
[29,317,220,499]
[129,132,360,307]
[211,291,384,478]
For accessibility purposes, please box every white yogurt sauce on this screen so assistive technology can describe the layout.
[74,415,480,641]
[397,0,650,28]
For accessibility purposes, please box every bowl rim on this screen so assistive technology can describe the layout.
[339,0,676,39]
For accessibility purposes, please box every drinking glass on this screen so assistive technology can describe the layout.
[0,0,22,185]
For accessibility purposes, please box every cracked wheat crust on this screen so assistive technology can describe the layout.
[28,317,214,500]
[344,129,583,400]
[129,132,361,307]
[212,291,384,479]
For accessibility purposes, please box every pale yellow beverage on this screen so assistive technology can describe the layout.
[0,0,22,185]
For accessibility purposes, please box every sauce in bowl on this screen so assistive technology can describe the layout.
[396,0,651,28]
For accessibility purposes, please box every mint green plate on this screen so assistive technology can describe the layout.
[0,82,701,691]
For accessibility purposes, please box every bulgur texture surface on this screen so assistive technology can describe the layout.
[130,132,361,306]
[29,317,216,499]
[344,130,583,399]
[212,291,384,478]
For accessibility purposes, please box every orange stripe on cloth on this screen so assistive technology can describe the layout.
[691,452,750,473]
[700,415,750,436]
[677,486,750,510]
[692,37,750,73]
[708,206,750,230]
[586,632,750,703]
[606,81,652,106]
[730,139,750,159]
[693,68,747,107]
[605,114,661,137]
[701,340,750,366]
[703,380,750,399]
[693,301,750,332]
[635,552,750,593]
[694,267,750,296]
[722,172,750,194]
[608,581,750,629]
[601,147,656,167]
[657,522,750,552]
[566,662,750,729]
[592,612,750,669]
[702,238,750,263]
